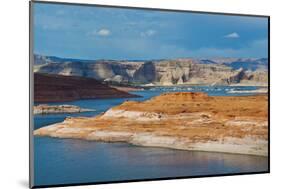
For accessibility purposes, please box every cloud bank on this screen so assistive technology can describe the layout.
[224,32,240,38]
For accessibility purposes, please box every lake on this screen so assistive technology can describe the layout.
[33,86,268,186]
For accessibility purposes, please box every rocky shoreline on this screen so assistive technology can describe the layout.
[34,92,268,156]
[34,104,93,114]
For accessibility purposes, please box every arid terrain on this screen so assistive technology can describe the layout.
[34,92,268,156]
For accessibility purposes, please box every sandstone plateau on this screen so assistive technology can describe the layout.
[34,104,93,114]
[34,73,139,103]
[34,92,268,156]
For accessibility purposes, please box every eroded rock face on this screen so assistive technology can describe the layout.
[34,92,268,156]
[34,55,268,86]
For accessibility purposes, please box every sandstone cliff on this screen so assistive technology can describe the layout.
[34,55,268,86]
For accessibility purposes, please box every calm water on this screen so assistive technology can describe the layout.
[33,86,268,186]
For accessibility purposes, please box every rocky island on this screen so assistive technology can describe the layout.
[34,92,268,156]
[34,104,93,114]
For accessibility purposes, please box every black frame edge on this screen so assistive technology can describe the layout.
[267,16,270,173]
[29,1,35,188]
[31,0,270,18]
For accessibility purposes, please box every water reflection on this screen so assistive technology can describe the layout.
[34,137,268,186]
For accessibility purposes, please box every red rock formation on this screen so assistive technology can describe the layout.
[34,73,139,103]
[34,92,268,156]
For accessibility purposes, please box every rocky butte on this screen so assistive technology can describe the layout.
[34,92,268,156]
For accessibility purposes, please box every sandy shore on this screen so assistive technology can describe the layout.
[34,92,268,156]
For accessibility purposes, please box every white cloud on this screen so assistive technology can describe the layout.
[224,32,240,38]
[141,29,157,37]
[97,28,111,36]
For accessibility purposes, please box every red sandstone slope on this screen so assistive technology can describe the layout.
[34,73,139,103]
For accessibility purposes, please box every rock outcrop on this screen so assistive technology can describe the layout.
[34,73,139,103]
[34,104,93,114]
[34,55,268,86]
[34,92,268,156]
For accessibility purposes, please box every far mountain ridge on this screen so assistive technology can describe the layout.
[34,54,268,66]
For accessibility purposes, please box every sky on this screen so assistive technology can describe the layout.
[33,2,269,60]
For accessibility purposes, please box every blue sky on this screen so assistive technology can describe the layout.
[33,2,268,60]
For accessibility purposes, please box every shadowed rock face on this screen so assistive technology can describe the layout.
[34,55,268,86]
[34,73,139,103]
[222,68,248,84]
[133,61,156,83]
[34,92,268,156]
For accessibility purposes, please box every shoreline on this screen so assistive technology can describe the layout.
[37,135,268,158]
[35,129,268,157]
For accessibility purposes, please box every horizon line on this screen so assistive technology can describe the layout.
[33,53,268,62]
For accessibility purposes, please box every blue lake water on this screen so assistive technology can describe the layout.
[33,86,268,186]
